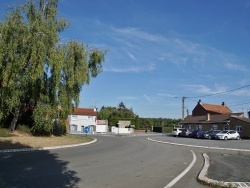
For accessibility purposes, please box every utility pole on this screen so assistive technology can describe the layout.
[182,96,186,120]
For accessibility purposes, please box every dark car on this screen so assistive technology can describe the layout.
[191,130,204,138]
[202,130,213,139]
[202,130,222,139]
[207,130,222,139]
[180,129,195,137]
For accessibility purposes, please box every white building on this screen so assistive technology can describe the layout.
[96,120,109,133]
[68,108,97,134]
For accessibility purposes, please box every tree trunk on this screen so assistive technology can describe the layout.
[9,105,21,132]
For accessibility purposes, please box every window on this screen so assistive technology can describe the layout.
[70,124,77,131]
[212,124,218,130]
[72,115,77,120]
[224,125,228,130]
[236,126,242,132]
[187,125,191,129]
[88,116,93,121]
[196,125,202,130]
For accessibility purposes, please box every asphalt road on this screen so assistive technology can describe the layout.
[150,134,250,186]
[0,135,207,188]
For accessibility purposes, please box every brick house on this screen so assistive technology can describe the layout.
[229,115,250,139]
[192,100,232,116]
[180,112,244,131]
[179,100,250,138]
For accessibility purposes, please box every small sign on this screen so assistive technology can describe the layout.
[84,126,89,134]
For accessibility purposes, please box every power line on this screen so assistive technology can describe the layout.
[228,101,250,107]
[186,84,250,99]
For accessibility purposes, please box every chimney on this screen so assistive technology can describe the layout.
[248,111,250,119]
[198,99,202,104]
[222,102,225,106]
[206,113,210,121]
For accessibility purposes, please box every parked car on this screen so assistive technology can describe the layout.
[215,130,240,140]
[172,128,185,137]
[209,130,222,139]
[191,130,204,138]
[203,130,222,139]
[180,129,194,137]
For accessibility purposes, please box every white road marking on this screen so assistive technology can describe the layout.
[163,150,196,188]
[148,138,250,152]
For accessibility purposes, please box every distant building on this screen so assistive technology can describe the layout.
[67,108,97,134]
[179,100,250,138]
[96,120,108,133]
[192,100,232,116]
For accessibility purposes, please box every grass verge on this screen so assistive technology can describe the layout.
[0,128,93,149]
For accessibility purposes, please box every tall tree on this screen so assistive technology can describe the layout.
[0,0,106,134]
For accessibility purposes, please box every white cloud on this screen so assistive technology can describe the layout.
[225,63,247,71]
[80,22,246,75]
[183,84,228,96]
[143,94,153,102]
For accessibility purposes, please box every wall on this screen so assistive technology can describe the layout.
[118,120,131,128]
[230,117,250,138]
[111,127,134,134]
[96,124,108,133]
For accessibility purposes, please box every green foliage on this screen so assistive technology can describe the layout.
[31,103,57,135]
[98,108,111,120]
[99,102,136,120]
[0,0,106,134]
[139,117,181,129]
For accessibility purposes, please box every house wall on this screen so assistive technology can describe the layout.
[230,118,250,138]
[192,104,206,116]
[182,123,229,131]
[68,114,97,134]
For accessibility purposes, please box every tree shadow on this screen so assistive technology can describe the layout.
[0,143,80,188]
[0,140,32,150]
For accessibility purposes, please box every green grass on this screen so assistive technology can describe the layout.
[0,128,13,137]
[17,125,32,135]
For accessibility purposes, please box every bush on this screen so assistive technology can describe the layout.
[31,104,57,136]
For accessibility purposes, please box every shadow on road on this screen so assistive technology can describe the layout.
[0,145,80,188]
[0,140,32,150]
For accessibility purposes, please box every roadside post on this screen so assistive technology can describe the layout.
[162,122,164,135]
[84,126,89,137]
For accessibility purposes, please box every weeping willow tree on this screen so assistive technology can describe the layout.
[0,0,106,135]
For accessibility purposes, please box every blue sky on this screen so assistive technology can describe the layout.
[1,0,250,118]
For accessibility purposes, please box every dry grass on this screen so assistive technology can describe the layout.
[0,130,93,149]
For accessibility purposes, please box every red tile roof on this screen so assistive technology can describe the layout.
[202,103,232,114]
[72,108,97,116]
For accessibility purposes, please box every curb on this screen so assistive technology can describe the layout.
[198,153,231,188]
[148,138,250,188]
[198,153,250,188]
[0,138,97,153]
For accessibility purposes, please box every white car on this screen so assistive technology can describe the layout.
[215,130,240,140]
[172,128,185,137]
